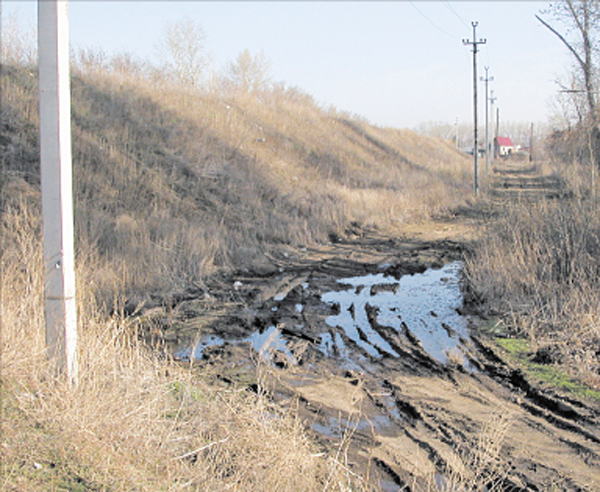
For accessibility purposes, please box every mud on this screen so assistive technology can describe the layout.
[155,167,600,490]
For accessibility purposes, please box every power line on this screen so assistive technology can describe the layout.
[409,1,458,39]
[443,1,470,30]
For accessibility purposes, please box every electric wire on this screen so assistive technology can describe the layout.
[409,1,459,40]
[442,1,471,30]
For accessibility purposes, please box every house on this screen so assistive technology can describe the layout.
[495,136,515,157]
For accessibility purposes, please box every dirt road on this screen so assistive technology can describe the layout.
[160,163,599,490]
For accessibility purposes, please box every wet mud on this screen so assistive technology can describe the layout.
[156,208,599,490]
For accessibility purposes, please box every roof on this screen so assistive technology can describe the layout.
[496,136,515,147]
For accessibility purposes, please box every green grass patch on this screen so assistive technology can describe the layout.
[169,380,207,402]
[496,337,529,356]
[496,337,600,402]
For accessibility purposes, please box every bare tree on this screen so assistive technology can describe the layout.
[156,18,207,88]
[536,0,600,165]
[1,11,37,66]
[224,49,271,95]
[537,1,598,121]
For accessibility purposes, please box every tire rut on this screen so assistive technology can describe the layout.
[156,210,600,490]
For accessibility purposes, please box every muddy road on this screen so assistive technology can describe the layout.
[155,165,600,491]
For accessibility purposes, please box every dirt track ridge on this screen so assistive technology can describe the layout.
[489,161,567,201]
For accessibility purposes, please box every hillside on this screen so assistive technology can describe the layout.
[2,62,471,309]
[1,60,481,491]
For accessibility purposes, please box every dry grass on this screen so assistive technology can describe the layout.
[1,44,476,489]
[465,161,600,388]
[0,195,372,491]
[3,57,472,308]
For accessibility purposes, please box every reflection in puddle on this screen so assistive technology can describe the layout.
[248,326,295,363]
[177,326,295,363]
[321,261,469,364]
[311,413,396,440]
[319,332,334,356]
[175,334,225,360]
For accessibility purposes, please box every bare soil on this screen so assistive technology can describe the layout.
[152,163,600,491]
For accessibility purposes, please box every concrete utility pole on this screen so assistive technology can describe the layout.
[489,90,497,165]
[38,0,78,383]
[481,67,494,173]
[463,22,486,196]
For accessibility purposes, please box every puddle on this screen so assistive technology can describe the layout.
[176,326,295,364]
[174,334,225,361]
[310,413,394,439]
[248,325,295,364]
[321,261,470,365]
[319,332,334,356]
[176,261,472,369]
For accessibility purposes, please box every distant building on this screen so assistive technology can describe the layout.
[495,136,515,157]
[460,145,485,156]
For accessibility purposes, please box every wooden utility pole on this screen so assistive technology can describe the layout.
[495,107,500,158]
[489,90,497,165]
[481,67,494,173]
[529,122,534,162]
[455,117,459,148]
[38,0,78,383]
[463,22,486,195]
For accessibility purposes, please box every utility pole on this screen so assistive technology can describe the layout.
[39,0,78,383]
[529,122,534,162]
[463,22,486,196]
[489,90,497,165]
[481,67,494,173]
[495,107,500,158]
[455,117,459,148]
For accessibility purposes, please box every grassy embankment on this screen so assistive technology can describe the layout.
[1,57,473,490]
[465,161,600,399]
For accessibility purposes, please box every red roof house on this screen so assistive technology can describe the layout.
[495,136,515,156]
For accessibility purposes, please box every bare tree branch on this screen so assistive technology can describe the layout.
[535,14,585,69]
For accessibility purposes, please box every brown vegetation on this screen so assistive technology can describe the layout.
[2,56,472,309]
[1,49,473,490]
[1,199,370,490]
[464,160,600,390]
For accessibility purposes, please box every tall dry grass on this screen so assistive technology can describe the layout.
[465,161,600,388]
[0,190,371,491]
[2,57,472,309]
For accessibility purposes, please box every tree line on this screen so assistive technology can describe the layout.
[1,14,274,98]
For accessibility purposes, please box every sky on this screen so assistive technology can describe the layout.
[2,1,574,130]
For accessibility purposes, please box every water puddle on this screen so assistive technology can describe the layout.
[321,261,470,365]
[176,326,295,364]
[248,325,295,363]
[176,261,471,369]
[310,413,395,439]
[174,334,225,361]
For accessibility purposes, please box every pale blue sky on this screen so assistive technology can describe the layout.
[2,1,572,129]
